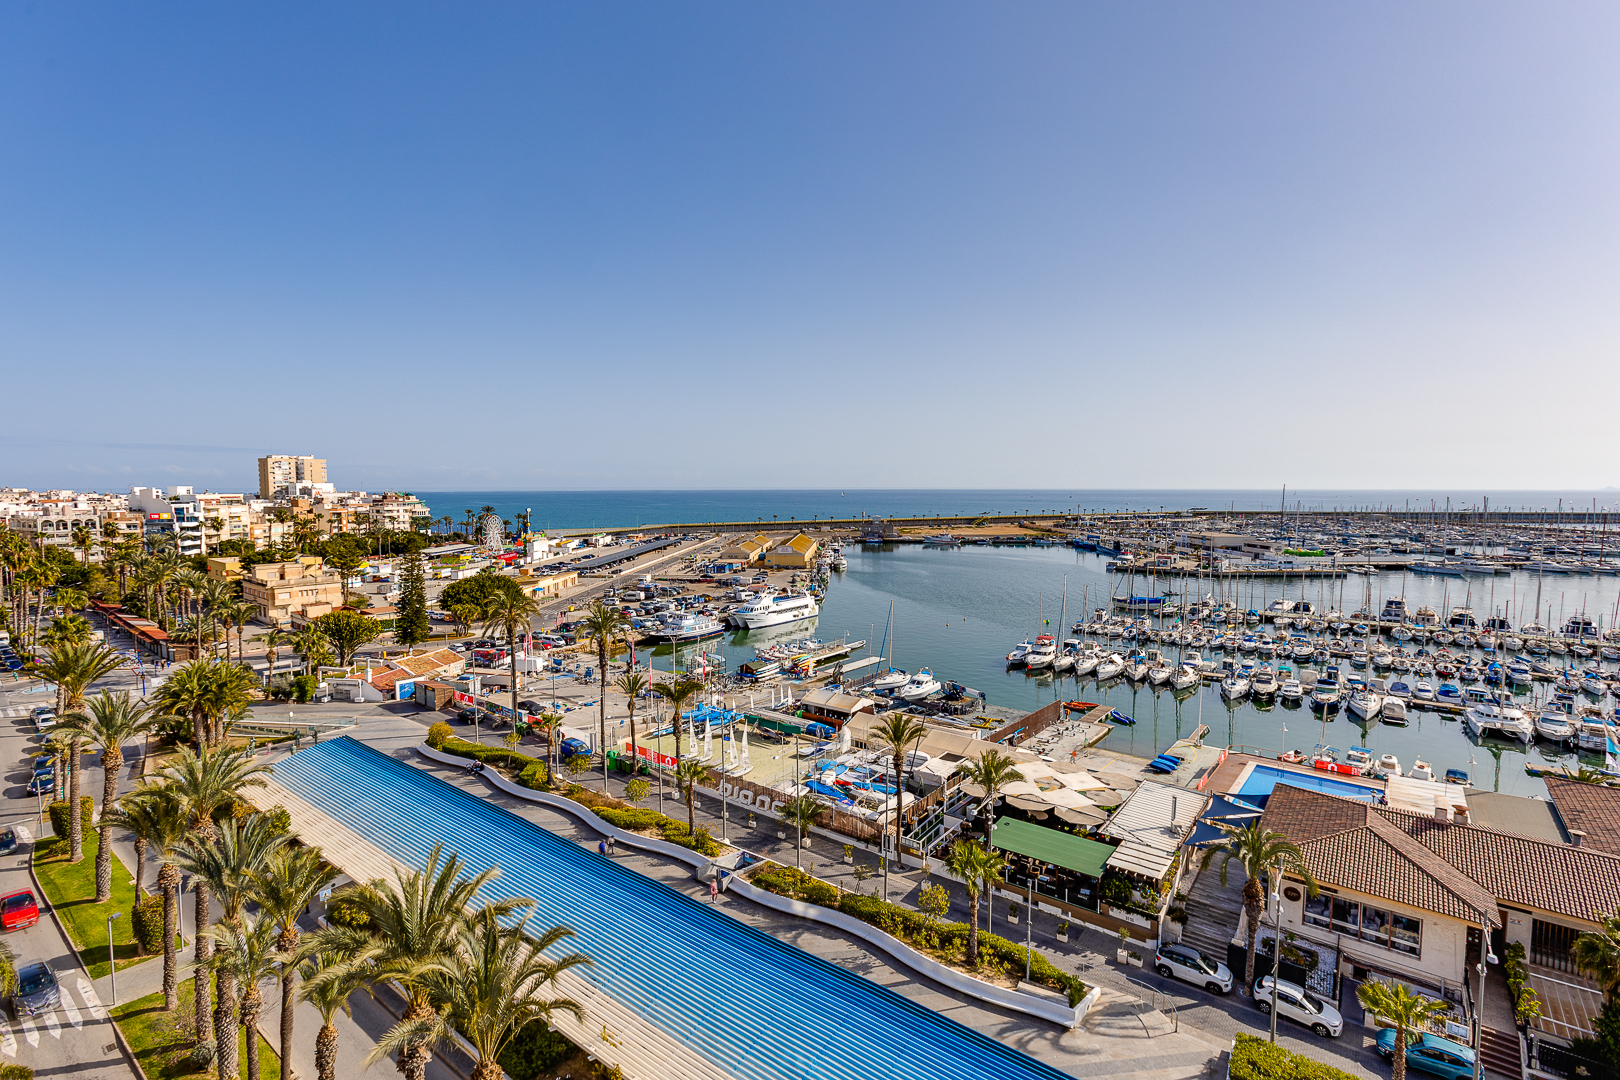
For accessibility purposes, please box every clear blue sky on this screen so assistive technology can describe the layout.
[2,4,1616,493]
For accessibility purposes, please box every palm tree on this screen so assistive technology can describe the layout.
[153,745,272,1040]
[33,641,127,861]
[71,525,94,565]
[778,794,824,855]
[480,585,543,745]
[652,678,704,773]
[575,602,630,792]
[614,669,648,774]
[943,839,1005,964]
[871,713,928,874]
[200,918,286,1080]
[0,935,16,999]
[1199,820,1318,995]
[958,749,1022,844]
[178,816,290,1079]
[371,910,591,1080]
[1574,911,1620,1001]
[254,846,337,1080]
[298,948,377,1080]
[199,578,234,657]
[56,691,155,901]
[291,625,332,676]
[1357,979,1448,1080]
[672,759,708,836]
[254,628,294,686]
[313,845,529,1080]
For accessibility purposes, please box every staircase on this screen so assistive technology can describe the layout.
[1178,864,1247,961]
[1478,1027,1524,1080]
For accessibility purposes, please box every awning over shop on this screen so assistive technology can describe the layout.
[1105,840,1176,880]
[990,817,1115,879]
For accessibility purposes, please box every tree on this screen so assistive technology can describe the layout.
[298,947,378,1080]
[1576,912,1620,1001]
[672,759,708,835]
[253,628,294,686]
[1357,979,1448,1080]
[577,602,630,793]
[291,625,333,675]
[33,641,126,861]
[371,910,590,1080]
[254,845,337,1080]
[201,918,285,1080]
[1199,820,1318,995]
[614,669,648,776]
[447,603,481,640]
[943,839,1005,964]
[315,609,382,666]
[312,846,529,1080]
[56,691,155,900]
[871,713,928,873]
[778,795,824,849]
[958,749,1023,841]
[153,746,272,1040]
[481,583,541,748]
[176,816,289,1078]
[439,570,517,613]
[652,679,704,774]
[104,788,187,1008]
[394,552,430,651]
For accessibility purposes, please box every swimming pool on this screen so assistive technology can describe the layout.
[1234,763,1380,804]
[275,738,1078,1080]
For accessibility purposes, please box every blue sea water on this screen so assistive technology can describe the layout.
[412,488,1620,532]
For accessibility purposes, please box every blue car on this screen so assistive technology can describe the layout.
[1374,1029,1475,1080]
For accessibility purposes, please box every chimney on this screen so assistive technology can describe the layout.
[1570,829,1586,848]
[1432,805,1451,822]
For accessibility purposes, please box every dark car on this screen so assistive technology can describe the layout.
[0,827,16,855]
[25,773,54,796]
[0,892,38,931]
[12,961,59,1017]
[455,708,479,724]
[559,737,591,759]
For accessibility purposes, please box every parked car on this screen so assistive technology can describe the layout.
[1253,975,1343,1037]
[11,961,59,1017]
[1154,944,1232,994]
[454,708,479,724]
[559,738,591,759]
[25,773,54,796]
[1374,1029,1476,1080]
[0,891,38,931]
[0,827,16,855]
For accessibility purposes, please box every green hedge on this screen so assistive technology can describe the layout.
[1230,1033,1362,1080]
[131,894,166,956]
[593,807,720,856]
[48,797,95,839]
[750,865,1088,1006]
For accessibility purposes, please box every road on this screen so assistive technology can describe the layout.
[0,689,135,1080]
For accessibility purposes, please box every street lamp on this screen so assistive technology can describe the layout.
[1473,920,1498,1080]
[1269,878,1283,1042]
[108,911,123,1004]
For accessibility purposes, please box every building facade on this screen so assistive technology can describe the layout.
[258,455,328,500]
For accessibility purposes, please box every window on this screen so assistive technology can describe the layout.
[1361,906,1391,946]
[1303,894,1422,957]
[1391,914,1421,956]
[1331,898,1360,936]
[1303,893,1332,929]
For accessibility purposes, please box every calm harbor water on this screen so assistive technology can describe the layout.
[414,488,1620,532]
[661,543,1620,798]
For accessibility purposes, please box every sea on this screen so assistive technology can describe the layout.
[413,489,1620,533]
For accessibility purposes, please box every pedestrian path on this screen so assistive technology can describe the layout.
[0,974,111,1055]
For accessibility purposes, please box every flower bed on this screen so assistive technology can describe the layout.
[749,864,1087,1007]
[1229,1033,1360,1080]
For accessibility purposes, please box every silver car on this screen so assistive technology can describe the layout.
[13,962,59,1018]
[1254,975,1344,1037]
[1154,943,1233,994]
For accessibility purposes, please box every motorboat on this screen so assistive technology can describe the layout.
[733,590,820,630]
[1387,680,1412,700]
[647,611,725,642]
[1463,701,1534,742]
[1251,666,1279,698]
[1278,677,1304,702]
[896,669,942,701]
[1220,672,1251,700]
[1347,689,1383,721]
[1345,747,1374,773]
[1094,653,1125,680]
[1025,635,1057,670]
[1310,674,1341,709]
[1006,640,1033,667]
[1372,753,1402,779]
[1437,683,1463,704]
[1073,649,1102,677]
[1444,768,1470,785]
[870,668,910,692]
[1381,697,1408,724]
[1578,714,1613,753]
[1408,758,1436,782]
[1535,697,1578,744]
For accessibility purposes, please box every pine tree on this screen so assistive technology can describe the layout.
[395,551,430,651]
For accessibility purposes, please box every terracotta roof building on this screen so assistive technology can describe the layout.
[1543,776,1620,856]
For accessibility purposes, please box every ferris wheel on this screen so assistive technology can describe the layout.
[480,512,504,551]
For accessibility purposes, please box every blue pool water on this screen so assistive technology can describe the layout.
[275,738,1078,1080]
[1235,764,1381,804]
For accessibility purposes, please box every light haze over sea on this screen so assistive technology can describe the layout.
[414,489,1620,531]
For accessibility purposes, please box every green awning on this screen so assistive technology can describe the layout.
[990,818,1114,879]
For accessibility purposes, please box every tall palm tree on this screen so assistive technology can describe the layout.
[871,713,929,874]
[1199,820,1318,995]
[943,839,1005,964]
[672,759,708,836]
[198,578,234,657]
[958,749,1023,844]
[71,525,95,565]
[1356,979,1448,1079]
[254,846,337,1080]
[177,816,289,1080]
[175,569,209,629]
[106,787,188,1006]
[372,910,590,1080]
[614,669,648,774]
[298,947,377,1080]
[291,625,332,676]
[223,599,258,663]
[253,628,294,687]
[577,602,631,791]
[480,585,542,747]
[153,746,272,1040]
[1574,911,1620,1001]
[312,845,529,1080]
[652,678,704,772]
[200,918,285,1080]
[33,641,126,862]
[56,691,155,901]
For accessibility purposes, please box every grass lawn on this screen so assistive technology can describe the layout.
[112,981,280,1080]
[32,828,148,979]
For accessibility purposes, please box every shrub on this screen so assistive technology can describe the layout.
[291,673,319,703]
[518,760,549,790]
[426,722,453,749]
[436,736,537,772]
[48,797,94,839]
[1230,1033,1362,1080]
[326,895,371,930]
[131,894,166,955]
[499,1016,576,1079]
[594,807,665,831]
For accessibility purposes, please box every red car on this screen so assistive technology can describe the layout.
[1,891,38,931]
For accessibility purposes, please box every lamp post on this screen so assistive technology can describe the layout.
[1269,877,1283,1043]
[1473,918,1498,1080]
[107,911,123,1004]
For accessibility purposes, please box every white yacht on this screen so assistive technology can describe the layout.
[1278,677,1304,702]
[1250,666,1279,698]
[896,669,942,701]
[1407,758,1436,781]
[1006,639,1033,666]
[1535,698,1577,744]
[1220,672,1251,700]
[1025,635,1058,670]
[733,590,820,630]
[870,668,910,692]
[1073,648,1102,678]
[1094,653,1125,680]
[648,611,725,642]
[1463,701,1534,743]
[1171,664,1200,691]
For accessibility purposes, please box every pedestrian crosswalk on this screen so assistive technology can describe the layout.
[0,706,29,719]
[0,977,105,1055]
